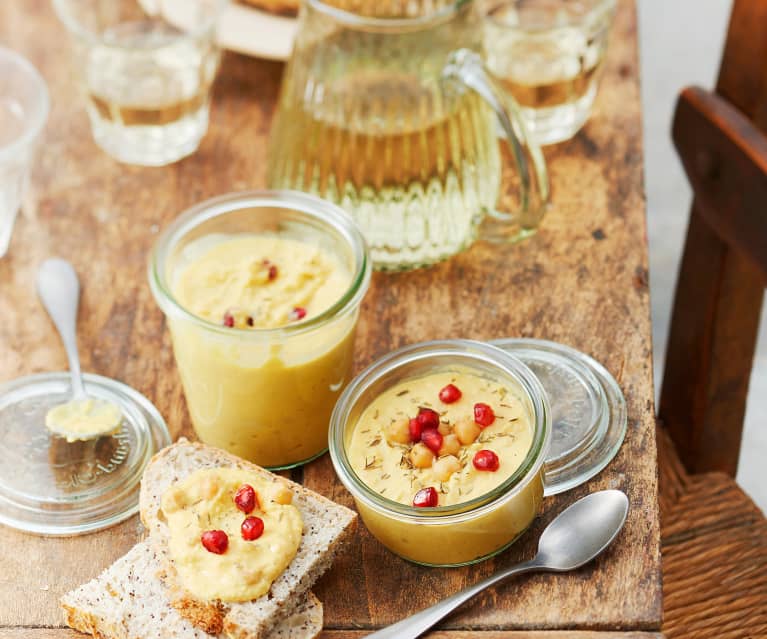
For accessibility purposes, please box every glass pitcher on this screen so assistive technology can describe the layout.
[267,0,549,271]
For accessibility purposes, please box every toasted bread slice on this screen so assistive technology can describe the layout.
[61,541,323,639]
[139,440,356,639]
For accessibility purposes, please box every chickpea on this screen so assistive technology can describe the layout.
[161,488,184,514]
[386,417,411,445]
[432,455,462,482]
[439,433,461,457]
[273,486,294,505]
[455,417,481,445]
[437,420,452,436]
[409,442,435,469]
[198,476,220,500]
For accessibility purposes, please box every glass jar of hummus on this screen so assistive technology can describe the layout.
[150,191,371,470]
[329,340,551,566]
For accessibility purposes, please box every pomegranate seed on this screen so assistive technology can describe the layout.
[416,407,440,431]
[241,516,265,541]
[223,311,235,327]
[473,403,495,427]
[412,486,439,507]
[267,264,278,281]
[438,384,462,404]
[201,530,228,554]
[408,417,422,443]
[288,306,307,321]
[421,429,443,455]
[234,484,258,514]
[472,449,500,472]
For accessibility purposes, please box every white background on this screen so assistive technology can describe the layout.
[637,0,765,509]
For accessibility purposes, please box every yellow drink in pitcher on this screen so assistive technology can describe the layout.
[269,72,502,269]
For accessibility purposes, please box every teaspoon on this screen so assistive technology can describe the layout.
[366,489,629,639]
[37,258,123,442]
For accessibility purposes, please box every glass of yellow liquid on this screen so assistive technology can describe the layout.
[53,0,226,166]
[268,0,550,271]
[484,0,617,145]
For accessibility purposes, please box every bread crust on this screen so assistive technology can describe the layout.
[60,540,324,639]
[139,439,356,638]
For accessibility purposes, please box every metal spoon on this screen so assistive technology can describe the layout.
[366,489,629,639]
[37,258,123,442]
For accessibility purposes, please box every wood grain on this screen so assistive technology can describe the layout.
[0,0,660,635]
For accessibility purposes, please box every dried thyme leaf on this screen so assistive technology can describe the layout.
[368,436,382,447]
[396,389,410,397]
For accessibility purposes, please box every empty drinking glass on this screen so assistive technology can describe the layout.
[0,48,49,258]
[53,0,226,166]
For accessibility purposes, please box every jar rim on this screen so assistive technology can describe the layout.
[148,189,371,339]
[328,339,551,523]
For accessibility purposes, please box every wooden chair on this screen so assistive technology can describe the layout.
[657,0,767,636]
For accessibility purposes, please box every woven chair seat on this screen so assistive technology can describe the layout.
[658,427,767,638]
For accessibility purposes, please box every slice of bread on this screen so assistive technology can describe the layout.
[61,541,323,639]
[139,440,357,639]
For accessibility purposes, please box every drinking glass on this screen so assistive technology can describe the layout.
[0,48,49,258]
[267,0,550,271]
[53,0,226,166]
[484,0,617,145]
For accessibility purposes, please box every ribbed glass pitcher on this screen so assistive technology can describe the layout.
[267,0,549,271]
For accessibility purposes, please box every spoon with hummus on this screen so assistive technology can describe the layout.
[37,258,123,442]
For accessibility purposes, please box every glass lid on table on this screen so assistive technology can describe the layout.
[0,258,171,536]
[0,373,171,536]
[490,338,627,495]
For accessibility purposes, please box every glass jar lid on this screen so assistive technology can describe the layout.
[0,372,171,536]
[490,338,626,496]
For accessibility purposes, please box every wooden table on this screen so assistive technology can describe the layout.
[0,1,661,637]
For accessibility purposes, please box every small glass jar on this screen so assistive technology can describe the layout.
[329,340,551,567]
[150,190,371,470]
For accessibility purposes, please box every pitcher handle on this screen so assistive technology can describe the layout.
[442,49,550,242]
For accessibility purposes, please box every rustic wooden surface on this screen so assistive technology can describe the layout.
[660,0,767,477]
[0,0,660,637]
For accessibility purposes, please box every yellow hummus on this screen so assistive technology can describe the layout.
[160,468,303,602]
[45,398,123,442]
[168,234,356,468]
[348,369,533,507]
[173,235,350,329]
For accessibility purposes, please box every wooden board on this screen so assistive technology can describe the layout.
[0,0,660,635]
